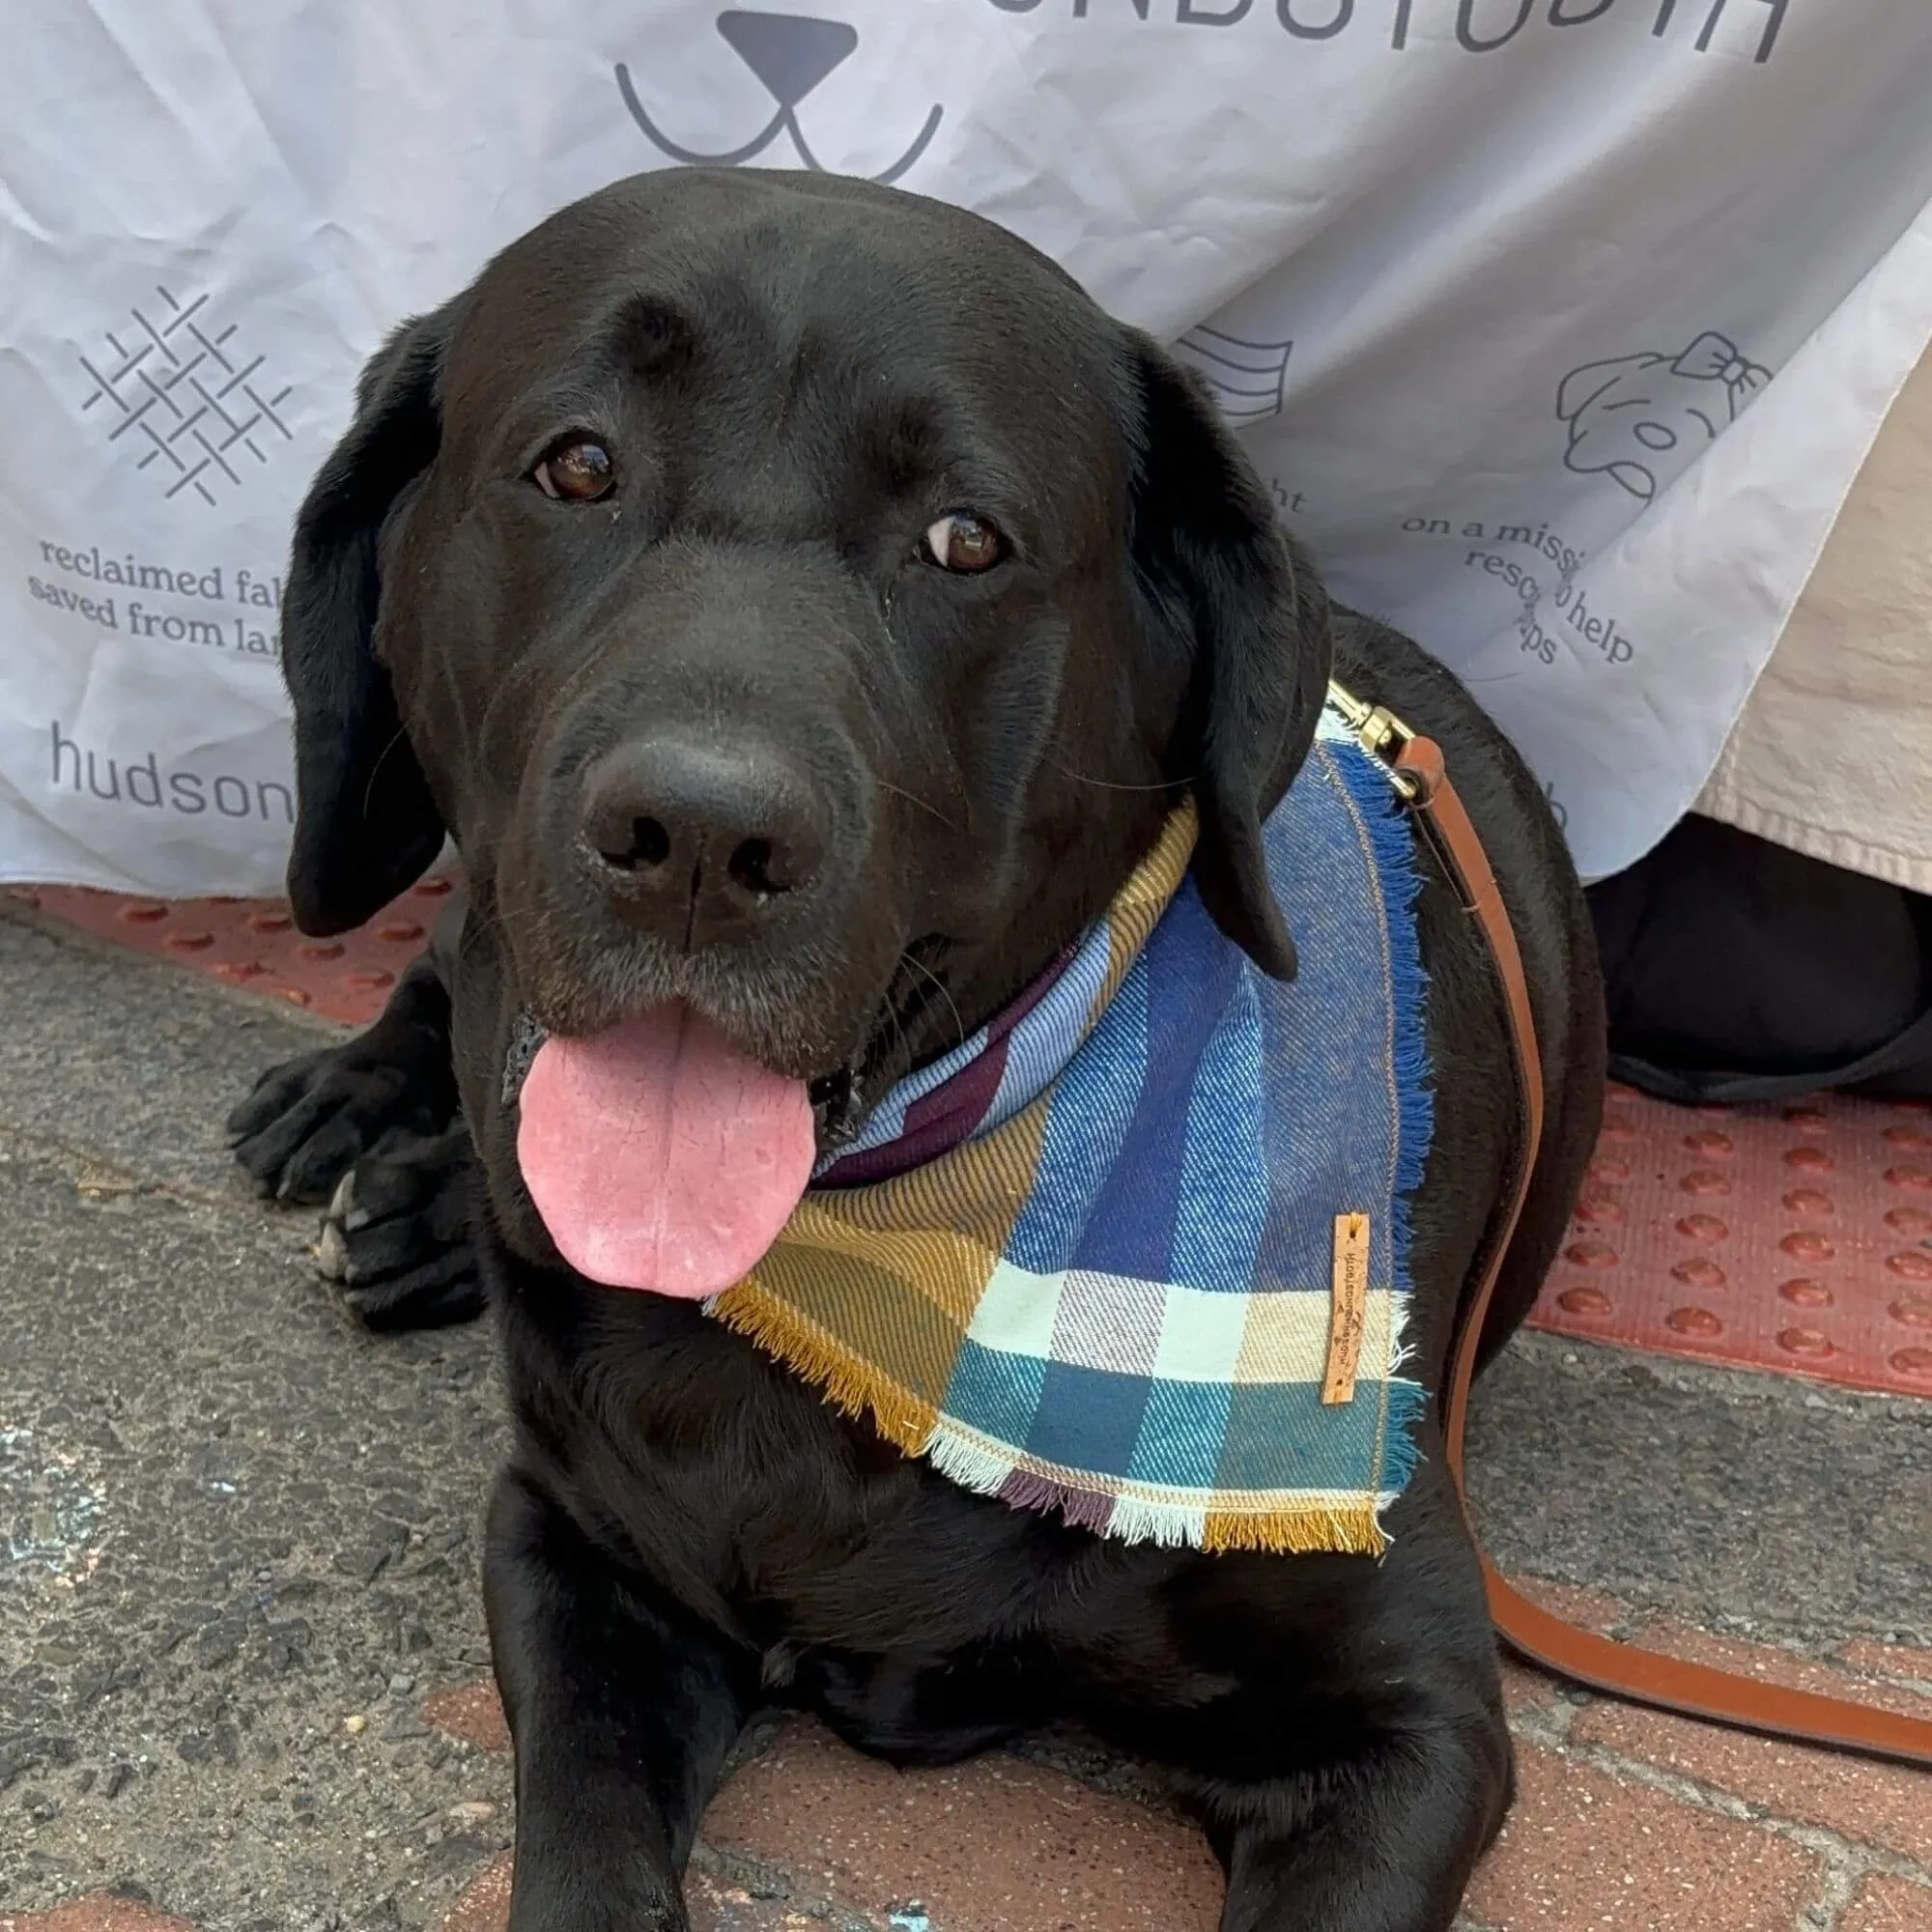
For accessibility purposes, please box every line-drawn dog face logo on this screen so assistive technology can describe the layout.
[618,10,943,185]
[1556,330,1773,501]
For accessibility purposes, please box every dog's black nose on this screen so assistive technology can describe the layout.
[577,734,830,946]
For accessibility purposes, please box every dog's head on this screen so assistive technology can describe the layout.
[280,169,1331,1285]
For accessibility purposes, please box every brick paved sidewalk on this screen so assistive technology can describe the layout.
[10,1619,1932,1932]
[3,902,1928,1932]
[401,1619,1932,1932]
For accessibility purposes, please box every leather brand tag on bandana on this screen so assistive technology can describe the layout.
[1323,1213,1372,1406]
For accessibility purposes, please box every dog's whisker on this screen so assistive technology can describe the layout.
[897,947,968,1051]
[874,777,961,833]
[359,724,419,821]
[1051,764,1195,794]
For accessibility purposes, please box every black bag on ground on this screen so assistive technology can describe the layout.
[1586,815,1932,1105]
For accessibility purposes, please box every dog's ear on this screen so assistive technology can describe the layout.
[1122,331,1332,980]
[1555,356,1629,426]
[281,302,463,936]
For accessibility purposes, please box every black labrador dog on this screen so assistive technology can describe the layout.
[230,169,1603,1932]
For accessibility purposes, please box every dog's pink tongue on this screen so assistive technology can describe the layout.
[515,1006,814,1298]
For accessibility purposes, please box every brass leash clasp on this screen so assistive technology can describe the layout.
[1324,678,1468,909]
[1326,678,1420,798]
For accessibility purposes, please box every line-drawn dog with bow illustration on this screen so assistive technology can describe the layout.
[1556,330,1773,501]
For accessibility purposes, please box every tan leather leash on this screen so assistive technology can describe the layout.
[1328,679,1932,1771]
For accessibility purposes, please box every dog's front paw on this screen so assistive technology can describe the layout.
[228,956,458,1204]
[315,1122,484,1330]
[228,1042,435,1203]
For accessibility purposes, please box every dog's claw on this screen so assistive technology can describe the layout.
[315,1216,350,1283]
[328,1169,362,1226]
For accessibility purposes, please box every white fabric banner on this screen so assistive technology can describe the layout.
[4,0,1930,895]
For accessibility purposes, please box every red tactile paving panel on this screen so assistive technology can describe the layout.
[1530,1083,1932,1400]
[4,877,450,1027]
[8,882,1932,1400]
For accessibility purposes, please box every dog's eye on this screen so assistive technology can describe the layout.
[919,512,1005,575]
[532,437,615,503]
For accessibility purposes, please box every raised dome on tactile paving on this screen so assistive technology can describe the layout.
[9,881,1932,1401]
[1532,1084,1932,1398]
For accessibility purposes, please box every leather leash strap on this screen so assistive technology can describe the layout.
[1327,681,1932,1771]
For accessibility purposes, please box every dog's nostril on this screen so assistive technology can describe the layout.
[598,814,672,872]
[727,837,785,898]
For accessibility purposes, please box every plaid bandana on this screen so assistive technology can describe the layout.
[707,711,1432,1555]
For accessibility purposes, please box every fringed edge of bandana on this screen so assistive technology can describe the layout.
[1321,728,1436,1524]
[1316,718,1436,1287]
[709,1281,945,1458]
[710,1278,1431,1559]
[926,1413,1429,1559]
